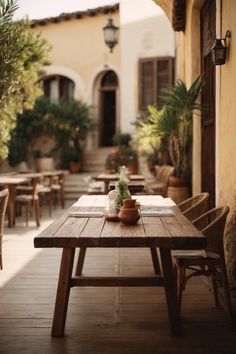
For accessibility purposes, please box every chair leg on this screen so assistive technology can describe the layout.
[48,192,52,217]
[177,264,186,313]
[34,200,40,227]
[25,203,29,227]
[60,187,65,209]
[150,247,161,274]
[75,247,87,276]
[209,266,219,307]
[220,261,235,330]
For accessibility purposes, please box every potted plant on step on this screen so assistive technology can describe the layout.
[148,75,204,203]
[61,147,81,173]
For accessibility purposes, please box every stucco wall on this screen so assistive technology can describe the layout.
[220,0,236,285]
[120,0,175,133]
[32,12,120,104]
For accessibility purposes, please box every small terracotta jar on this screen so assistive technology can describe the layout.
[118,206,140,225]
[123,199,136,208]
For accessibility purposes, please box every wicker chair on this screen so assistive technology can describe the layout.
[178,192,210,221]
[146,165,175,196]
[173,206,235,330]
[0,189,9,269]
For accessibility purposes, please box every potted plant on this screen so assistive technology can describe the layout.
[33,150,54,172]
[105,132,139,174]
[61,147,81,173]
[148,75,204,202]
[115,177,131,209]
[119,145,139,174]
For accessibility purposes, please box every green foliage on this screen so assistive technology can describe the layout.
[52,99,93,151]
[0,0,50,160]
[61,147,81,168]
[115,177,131,209]
[8,96,93,167]
[147,76,204,180]
[105,132,138,173]
[113,133,131,147]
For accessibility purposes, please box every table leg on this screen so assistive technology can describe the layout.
[51,248,75,337]
[159,248,182,336]
[75,247,87,276]
[7,186,16,227]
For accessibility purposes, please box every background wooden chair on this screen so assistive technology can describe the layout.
[146,165,174,196]
[0,188,9,269]
[173,206,235,330]
[178,192,210,221]
[15,183,40,226]
[38,176,53,216]
[51,173,65,209]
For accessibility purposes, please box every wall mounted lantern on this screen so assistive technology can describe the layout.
[211,30,231,65]
[103,17,119,53]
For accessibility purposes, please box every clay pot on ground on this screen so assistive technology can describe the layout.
[34,157,54,172]
[69,161,81,173]
[167,177,189,204]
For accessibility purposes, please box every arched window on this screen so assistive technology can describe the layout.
[41,75,75,102]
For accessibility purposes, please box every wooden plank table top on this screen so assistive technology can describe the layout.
[0,176,29,227]
[34,195,206,338]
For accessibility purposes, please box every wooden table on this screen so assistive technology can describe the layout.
[95,173,145,193]
[0,176,29,227]
[109,180,146,194]
[34,195,206,338]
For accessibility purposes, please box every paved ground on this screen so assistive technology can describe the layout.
[0,201,236,354]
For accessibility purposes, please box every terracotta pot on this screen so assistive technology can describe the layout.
[34,157,54,172]
[128,162,138,175]
[69,161,81,173]
[167,186,190,204]
[118,206,140,225]
[168,176,189,187]
[123,199,136,208]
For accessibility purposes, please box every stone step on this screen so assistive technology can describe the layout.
[64,172,101,200]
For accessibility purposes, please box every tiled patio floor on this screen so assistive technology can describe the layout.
[0,202,235,354]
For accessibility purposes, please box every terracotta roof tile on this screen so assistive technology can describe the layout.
[31,3,119,27]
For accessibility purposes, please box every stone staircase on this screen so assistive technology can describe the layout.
[64,173,97,202]
[64,148,115,201]
[63,151,153,202]
[83,147,114,172]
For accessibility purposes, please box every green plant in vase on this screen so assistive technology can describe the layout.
[115,177,131,209]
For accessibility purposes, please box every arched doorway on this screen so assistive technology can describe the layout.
[99,70,118,147]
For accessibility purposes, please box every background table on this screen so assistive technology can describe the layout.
[0,176,29,227]
[95,173,145,193]
[34,195,206,337]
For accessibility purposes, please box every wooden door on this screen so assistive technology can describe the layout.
[100,71,118,147]
[200,0,216,207]
[100,90,116,146]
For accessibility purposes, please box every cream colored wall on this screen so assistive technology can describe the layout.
[153,0,203,195]
[120,0,175,134]
[219,0,236,209]
[32,12,120,148]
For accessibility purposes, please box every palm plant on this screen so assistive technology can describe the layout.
[149,75,204,182]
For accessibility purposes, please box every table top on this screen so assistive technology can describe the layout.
[14,170,69,178]
[34,195,206,250]
[95,173,145,182]
[0,176,29,185]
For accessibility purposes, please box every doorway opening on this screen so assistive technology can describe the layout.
[100,70,118,147]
